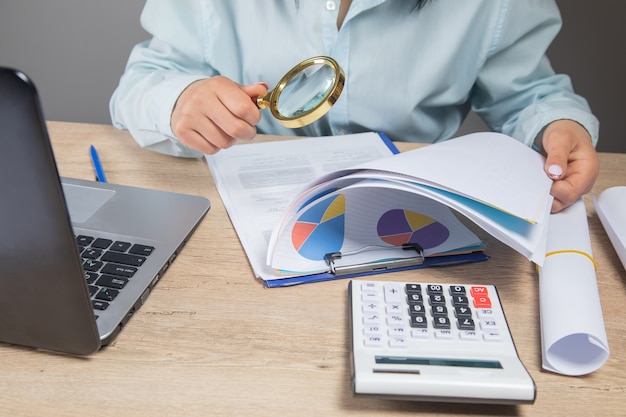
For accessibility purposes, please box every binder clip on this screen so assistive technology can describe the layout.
[324,243,424,276]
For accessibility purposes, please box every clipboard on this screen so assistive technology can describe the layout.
[325,243,425,276]
[264,250,488,288]
[206,131,491,288]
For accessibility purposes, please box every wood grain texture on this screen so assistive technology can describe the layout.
[0,121,624,417]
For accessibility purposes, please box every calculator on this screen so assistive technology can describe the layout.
[348,280,536,404]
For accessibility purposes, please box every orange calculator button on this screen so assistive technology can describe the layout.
[470,286,492,308]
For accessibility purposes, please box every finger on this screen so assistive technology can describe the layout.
[242,82,270,107]
[173,96,239,153]
[210,94,259,142]
[549,178,578,212]
[176,119,236,155]
[543,142,572,181]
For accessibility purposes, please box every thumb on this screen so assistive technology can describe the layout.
[241,81,270,99]
[543,142,570,181]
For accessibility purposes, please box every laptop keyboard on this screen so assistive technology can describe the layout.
[76,235,154,313]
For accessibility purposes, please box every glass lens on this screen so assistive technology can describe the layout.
[276,63,336,119]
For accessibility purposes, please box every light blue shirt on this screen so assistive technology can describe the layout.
[110,0,599,158]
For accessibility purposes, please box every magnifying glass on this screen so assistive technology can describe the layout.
[255,56,345,128]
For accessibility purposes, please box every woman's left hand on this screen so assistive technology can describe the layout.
[541,119,600,213]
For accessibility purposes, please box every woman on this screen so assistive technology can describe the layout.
[110,0,599,212]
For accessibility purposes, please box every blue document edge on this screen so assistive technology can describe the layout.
[262,132,487,288]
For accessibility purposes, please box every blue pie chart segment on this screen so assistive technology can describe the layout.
[292,194,345,260]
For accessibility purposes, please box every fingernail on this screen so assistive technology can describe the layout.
[255,81,270,89]
[547,164,563,180]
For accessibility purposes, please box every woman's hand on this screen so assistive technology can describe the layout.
[541,119,600,212]
[171,77,269,155]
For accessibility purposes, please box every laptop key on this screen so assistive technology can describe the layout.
[84,271,99,284]
[101,263,138,278]
[91,238,113,249]
[110,241,132,252]
[129,244,155,256]
[95,287,119,302]
[92,300,109,310]
[76,235,94,246]
[83,259,104,272]
[101,251,146,267]
[96,274,129,290]
[82,248,103,259]
[88,285,99,297]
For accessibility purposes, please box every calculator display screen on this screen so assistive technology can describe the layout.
[375,356,503,369]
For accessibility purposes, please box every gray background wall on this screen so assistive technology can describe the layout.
[0,1,624,153]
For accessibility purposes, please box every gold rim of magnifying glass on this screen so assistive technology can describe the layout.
[259,56,345,128]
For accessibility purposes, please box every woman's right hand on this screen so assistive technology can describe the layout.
[171,76,269,155]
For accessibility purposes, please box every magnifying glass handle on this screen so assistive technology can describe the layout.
[252,95,271,109]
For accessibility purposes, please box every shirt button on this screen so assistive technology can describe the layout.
[326,1,336,11]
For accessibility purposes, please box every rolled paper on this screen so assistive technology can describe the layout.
[538,198,610,376]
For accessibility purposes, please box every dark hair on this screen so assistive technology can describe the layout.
[412,0,430,10]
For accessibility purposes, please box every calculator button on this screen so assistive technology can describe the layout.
[383,283,404,302]
[459,330,479,340]
[473,296,492,309]
[411,328,430,338]
[364,335,383,347]
[362,302,380,313]
[480,319,498,330]
[407,293,423,303]
[431,305,448,316]
[363,313,381,325]
[410,314,428,328]
[389,336,409,348]
[405,283,422,293]
[361,291,378,302]
[388,326,407,337]
[427,284,444,295]
[408,303,426,314]
[435,329,453,339]
[386,302,403,314]
[364,325,382,335]
[387,314,404,325]
[483,329,502,342]
[449,285,466,296]
[470,286,489,297]
[429,294,446,305]
[451,295,469,306]
[433,316,451,329]
[455,306,472,318]
[476,308,495,318]
[457,318,475,330]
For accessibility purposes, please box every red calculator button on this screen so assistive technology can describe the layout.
[470,286,492,308]
[473,296,492,309]
[470,286,489,297]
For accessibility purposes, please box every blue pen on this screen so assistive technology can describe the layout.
[89,145,108,183]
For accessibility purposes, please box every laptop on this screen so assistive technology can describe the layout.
[0,67,211,355]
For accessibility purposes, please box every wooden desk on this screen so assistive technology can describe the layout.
[1,121,625,416]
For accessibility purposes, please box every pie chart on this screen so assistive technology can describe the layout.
[291,194,345,260]
[377,209,449,249]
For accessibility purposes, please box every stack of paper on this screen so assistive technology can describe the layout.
[267,132,553,279]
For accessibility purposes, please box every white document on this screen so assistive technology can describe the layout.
[269,132,553,268]
[594,186,626,271]
[538,198,610,376]
[205,133,396,281]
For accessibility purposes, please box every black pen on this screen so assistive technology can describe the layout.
[89,145,108,183]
